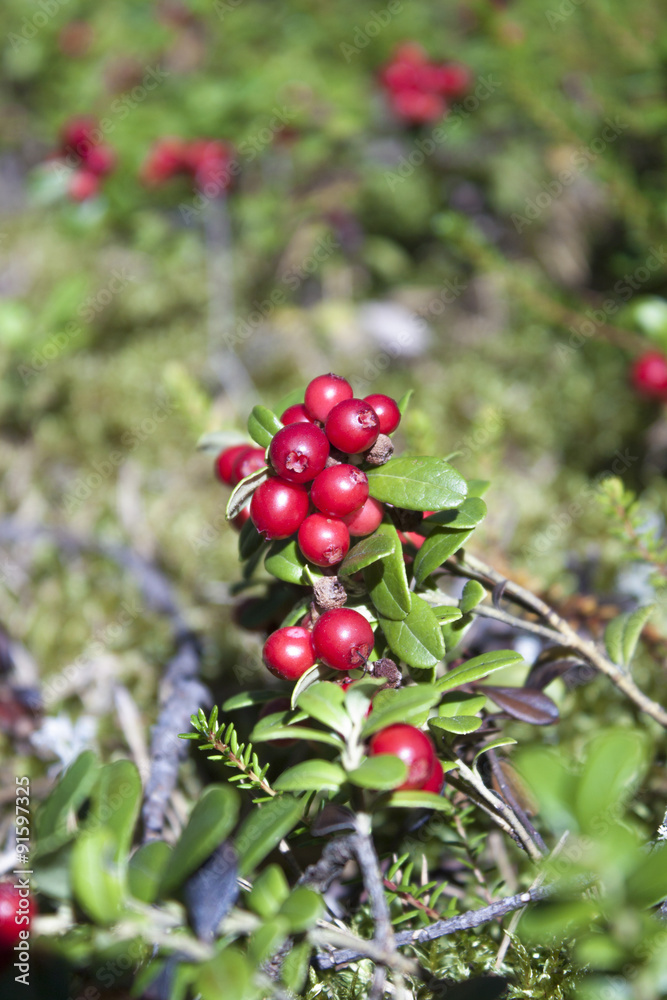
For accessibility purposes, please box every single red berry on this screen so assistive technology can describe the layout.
[141,137,190,185]
[310,464,369,517]
[368,724,437,791]
[186,139,234,194]
[280,403,314,425]
[233,447,267,484]
[68,169,100,201]
[304,373,353,422]
[263,626,316,680]
[325,399,380,454]
[84,144,116,176]
[430,63,471,97]
[215,444,251,486]
[0,882,35,950]
[312,608,375,671]
[421,756,445,793]
[269,423,329,484]
[250,477,310,540]
[60,115,97,157]
[631,351,667,399]
[342,497,385,536]
[390,89,445,124]
[363,394,401,435]
[298,514,350,567]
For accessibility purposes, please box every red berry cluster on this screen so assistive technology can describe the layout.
[369,723,444,793]
[262,607,375,681]
[141,137,235,194]
[379,42,471,125]
[631,351,667,401]
[57,116,116,201]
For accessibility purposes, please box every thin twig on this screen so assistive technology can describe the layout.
[446,552,667,729]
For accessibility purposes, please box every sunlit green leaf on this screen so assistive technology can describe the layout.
[366,457,467,511]
[248,404,282,447]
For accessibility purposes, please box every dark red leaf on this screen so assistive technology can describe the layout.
[477,685,560,725]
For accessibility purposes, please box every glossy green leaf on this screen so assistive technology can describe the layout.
[265,538,322,585]
[459,580,487,614]
[238,517,264,561]
[361,684,441,737]
[226,466,269,520]
[348,755,408,790]
[251,717,344,749]
[604,605,654,667]
[366,457,467,511]
[248,404,283,447]
[385,791,455,813]
[429,715,483,735]
[279,886,324,932]
[196,430,249,454]
[296,681,350,735]
[379,593,445,669]
[128,841,171,903]
[439,693,487,717]
[413,525,476,584]
[160,784,240,895]
[249,917,290,965]
[338,532,395,576]
[422,497,487,530]
[290,662,333,709]
[430,605,465,623]
[196,948,256,1000]
[223,690,284,711]
[247,864,290,919]
[474,737,518,760]
[437,649,524,693]
[35,750,99,849]
[574,728,649,834]
[274,760,346,792]
[71,828,124,925]
[397,389,413,416]
[236,794,304,876]
[86,759,142,862]
[363,520,411,620]
[281,940,312,993]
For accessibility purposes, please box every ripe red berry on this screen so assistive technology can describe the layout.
[186,140,235,194]
[85,144,116,176]
[363,394,401,435]
[215,444,251,486]
[0,882,34,950]
[233,447,267,483]
[631,351,667,400]
[250,477,310,540]
[141,137,189,185]
[430,63,471,97]
[298,514,350,567]
[342,497,385,536]
[304,373,353,422]
[368,724,437,791]
[262,626,316,680]
[60,116,97,157]
[310,464,369,517]
[421,756,445,794]
[68,169,100,201]
[390,89,445,124]
[269,423,329,484]
[325,399,380,454]
[312,608,375,671]
[281,403,314,425]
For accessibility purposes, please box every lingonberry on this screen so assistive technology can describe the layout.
[281,403,315,425]
[262,626,316,680]
[304,373,353,423]
[310,464,369,517]
[269,423,329,484]
[69,170,100,201]
[311,608,375,671]
[250,477,310,540]
[0,882,34,950]
[390,88,445,124]
[368,724,437,791]
[342,496,385,536]
[325,399,380,454]
[186,139,234,193]
[298,514,350,567]
[631,351,667,400]
[141,137,189,185]
[421,757,445,794]
[232,447,267,483]
[363,394,401,435]
[85,144,116,177]
[60,116,97,158]
[215,444,251,486]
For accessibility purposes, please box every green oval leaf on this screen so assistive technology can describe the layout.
[236,794,304,876]
[361,684,441,737]
[274,760,346,793]
[437,650,524,693]
[85,760,142,862]
[160,784,240,895]
[348,755,408,790]
[413,525,476,585]
[128,841,172,903]
[296,682,351,737]
[366,457,467,511]
[474,737,518,760]
[265,537,323,585]
[459,580,487,614]
[574,728,649,834]
[71,828,125,925]
[279,886,324,932]
[248,404,283,447]
[385,790,454,813]
[247,863,290,919]
[429,715,483,735]
[226,466,269,520]
[363,520,411,620]
[338,532,395,576]
[35,750,99,851]
[379,594,446,669]
[251,717,344,749]
[604,604,654,667]
[422,497,487,530]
